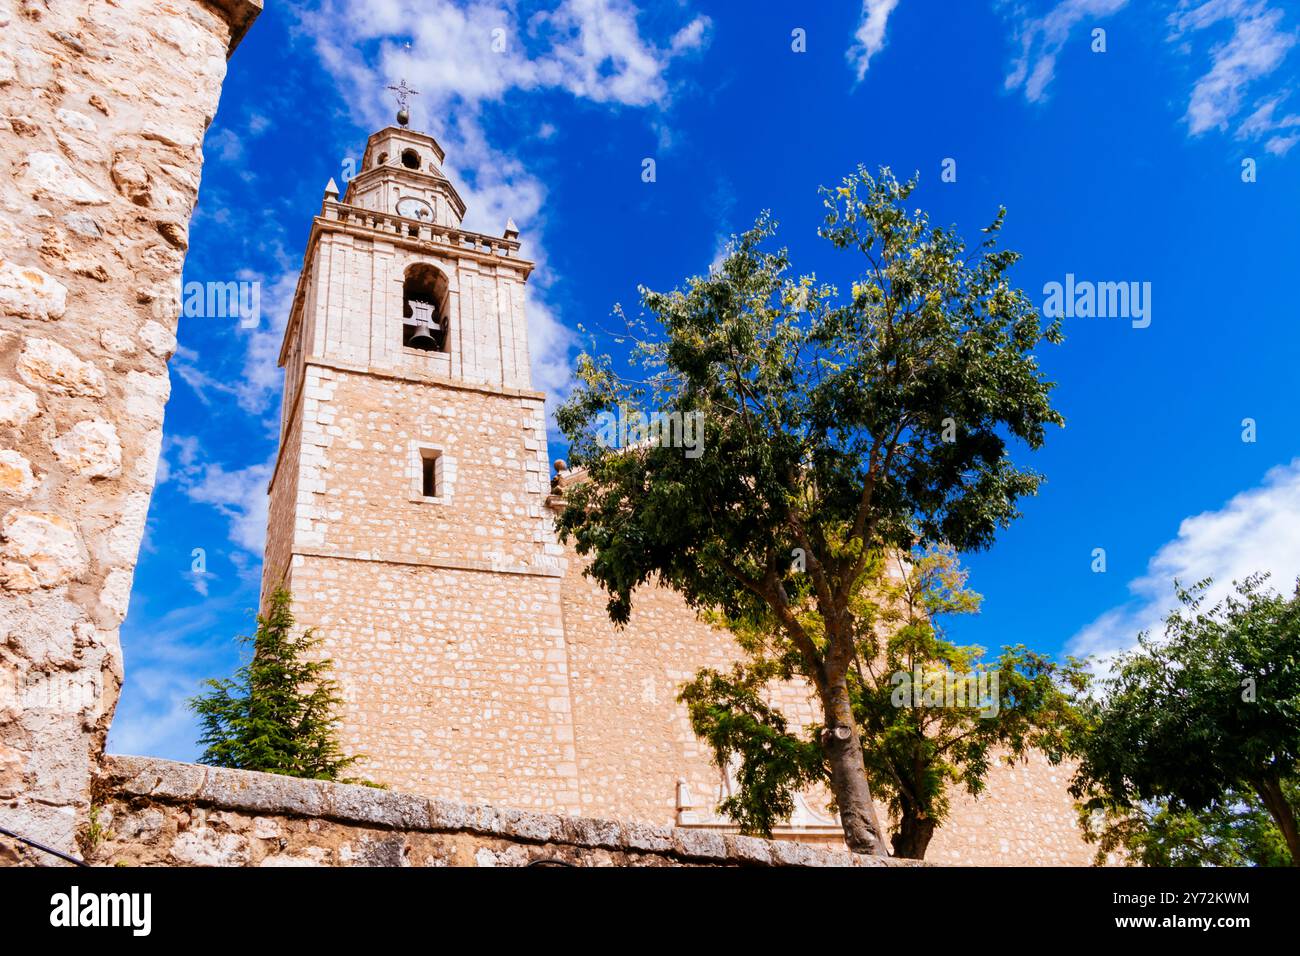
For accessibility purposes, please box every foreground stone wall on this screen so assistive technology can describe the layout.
[76,756,919,867]
[0,0,259,861]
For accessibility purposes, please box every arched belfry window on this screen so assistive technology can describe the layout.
[402,263,450,353]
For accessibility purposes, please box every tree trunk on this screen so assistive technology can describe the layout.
[891,797,937,859]
[821,674,889,855]
[1252,772,1300,866]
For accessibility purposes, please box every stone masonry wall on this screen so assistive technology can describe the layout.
[0,0,258,861]
[302,232,532,392]
[561,555,744,825]
[265,351,1093,861]
[287,554,580,812]
[81,755,920,867]
[561,549,1095,865]
[272,364,556,573]
[926,749,1091,865]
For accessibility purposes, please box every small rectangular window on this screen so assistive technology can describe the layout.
[421,449,438,498]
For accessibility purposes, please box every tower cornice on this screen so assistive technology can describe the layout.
[276,201,535,369]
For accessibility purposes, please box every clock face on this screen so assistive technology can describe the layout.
[396,197,433,221]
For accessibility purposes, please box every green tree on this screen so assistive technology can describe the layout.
[189,589,366,782]
[1080,788,1294,867]
[680,547,1088,858]
[556,167,1064,853]
[1072,574,1300,865]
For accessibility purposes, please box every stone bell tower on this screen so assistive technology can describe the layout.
[262,114,578,811]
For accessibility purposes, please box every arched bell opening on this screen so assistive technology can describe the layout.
[402,263,450,353]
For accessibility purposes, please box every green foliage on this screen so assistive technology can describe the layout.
[679,663,824,835]
[78,803,113,858]
[680,547,1088,857]
[853,547,1088,856]
[189,589,369,783]
[558,167,1063,852]
[558,166,1062,628]
[1080,787,1295,867]
[1072,574,1300,865]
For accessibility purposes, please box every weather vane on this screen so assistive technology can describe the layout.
[387,78,419,127]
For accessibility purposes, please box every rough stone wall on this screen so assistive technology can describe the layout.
[266,354,577,810]
[300,229,532,392]
[0,0,258,860]
[262,398,301,592]
[79,755,920,867]
[561,555,744,824]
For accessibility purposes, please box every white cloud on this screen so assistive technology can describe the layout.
[183,458,275,554]
[1004,0,1130,103]
[525,294,578,402]
[1170,0,1300,151]
[303,0,707,119]
[246,112,272,136]
[168,270,298,425]
[205,127,244,163]
[1235,93,1300,153]
[1265,130,1300,153]
[154,434,199,486]
[847,0,902,82]
[670,16,710,56]
[162,437,275,555]
[1068,458,1300,671]
[187,569,210,598]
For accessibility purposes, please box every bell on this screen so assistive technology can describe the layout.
[407,300,442,350]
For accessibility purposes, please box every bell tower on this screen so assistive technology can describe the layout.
[262,110,578,811]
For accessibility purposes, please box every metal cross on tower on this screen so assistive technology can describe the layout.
[387,78,419,127]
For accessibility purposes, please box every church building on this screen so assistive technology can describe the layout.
[261,116,1092,865]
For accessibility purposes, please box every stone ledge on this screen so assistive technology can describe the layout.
[292,546,566,579]
[100,755,918,867]
[306,356,548,403]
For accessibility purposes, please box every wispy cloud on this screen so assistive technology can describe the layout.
[1169,0,1300,153]
[183,459,275,555]
[162,437,275,555]
[1068,458,1300,671]
[1236,93,1300,153]
[108,595,255,761]
[1004,0,1130,103]
[847,0,902,82]
[1002,0,1300,153]
[234,268,300,418]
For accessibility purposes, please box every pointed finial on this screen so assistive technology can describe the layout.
[503,218,519,240]
[324,177,339,200]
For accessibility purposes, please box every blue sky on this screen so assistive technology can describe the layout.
[109,0,1300,760]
